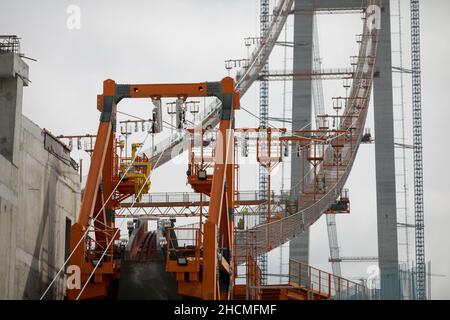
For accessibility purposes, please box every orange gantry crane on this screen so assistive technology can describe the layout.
[67,77,240,300]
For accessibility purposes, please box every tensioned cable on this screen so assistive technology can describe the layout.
[73,60,363,297]
[239,63,374,234]
[238,8,376,258]
[240,49,377,249]
[239,105,279,130]
[40,129,152,299]
[75,131,169,300]
[117,110,177,130]
[143,1,292,149]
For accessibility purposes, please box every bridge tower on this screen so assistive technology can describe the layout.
[290,0,401,299]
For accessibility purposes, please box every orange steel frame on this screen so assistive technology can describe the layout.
[67,77,240,300]
[180,125,240,299]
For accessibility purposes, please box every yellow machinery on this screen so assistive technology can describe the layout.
[119,143,151,202]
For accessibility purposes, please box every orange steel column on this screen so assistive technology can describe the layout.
[75,123,112,227]
[68,79,116,300]
[94,129,115,251]
[202,77,239,299]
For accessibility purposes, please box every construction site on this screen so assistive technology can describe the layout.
[0,0,448,301]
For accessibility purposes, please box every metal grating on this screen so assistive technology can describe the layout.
[410,0,426,300]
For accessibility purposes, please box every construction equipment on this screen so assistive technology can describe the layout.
[62,0,382,301]
[165,78,240,300]
[119,143,152,203]
[67,77,240,300]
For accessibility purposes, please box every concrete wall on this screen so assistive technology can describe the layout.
[0,115,80,299]
[0,52,28,165]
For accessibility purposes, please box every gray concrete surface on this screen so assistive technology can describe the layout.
[0,53,80,299]
[0,52,28,165]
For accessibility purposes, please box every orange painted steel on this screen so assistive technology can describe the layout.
[158,78,240,300]
[233,259,366,300]
[67,77,240,300]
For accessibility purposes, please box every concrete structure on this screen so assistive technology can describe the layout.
[372,0,401,299]
[289,0,313,267]
[289,0,400,299]
[0,51,80,299]
[0,52,28,165]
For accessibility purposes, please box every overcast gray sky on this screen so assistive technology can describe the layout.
[1,0,449,299]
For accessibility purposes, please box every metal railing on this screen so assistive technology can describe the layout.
[0,35,20,54]
[166,227,201,264]
[123,190,287,206]
[288,259,367,300]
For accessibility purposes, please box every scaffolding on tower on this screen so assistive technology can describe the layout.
[258,0,270,285]
[410,0,426,300]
